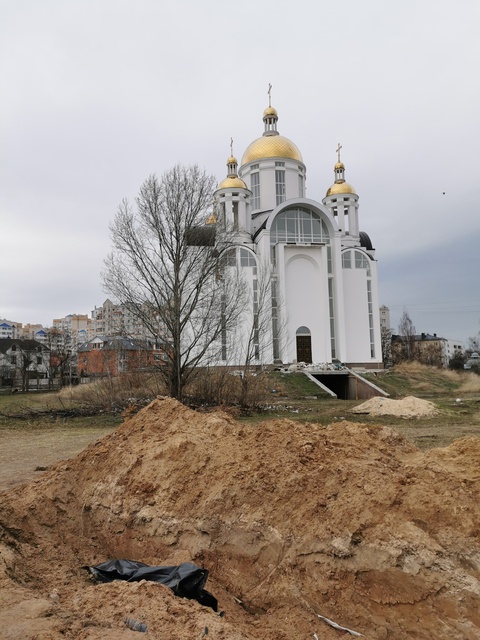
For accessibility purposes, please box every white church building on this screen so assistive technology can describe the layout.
[212,101,382,369]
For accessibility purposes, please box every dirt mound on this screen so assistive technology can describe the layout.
[351,395,438,418]
[1,397,480,639]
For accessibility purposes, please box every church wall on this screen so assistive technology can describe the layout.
[368,260,382,363]
[285,165,301,199]
[281,245,331,363]
[342,268,374,362]
[255,164,275,212]
[330,239,348,363]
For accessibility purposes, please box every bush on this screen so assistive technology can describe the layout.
[184,367,272,410]
[58,372,167,414]
[449,353,466,370]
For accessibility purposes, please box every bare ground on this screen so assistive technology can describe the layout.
[1,397,479,639]
[0,422,117,490]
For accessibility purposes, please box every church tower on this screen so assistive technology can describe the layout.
[214,144,251,242]
[322,145,360,245]
[239,93,306,214]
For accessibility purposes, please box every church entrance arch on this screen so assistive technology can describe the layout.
[296,326,312,364]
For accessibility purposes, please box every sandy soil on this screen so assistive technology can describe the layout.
[351,395,438,418]
[0,397,479,639]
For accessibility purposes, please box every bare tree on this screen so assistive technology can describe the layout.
[422,340,444,367]
[44,328,74,388]
[102,165,246,401]
[393,310,418,363]
[380,324,392,367]
[229,257,282,407]
[467,333,480,353]
[13,340,47,392]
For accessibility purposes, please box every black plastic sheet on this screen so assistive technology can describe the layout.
[85,560,218,611]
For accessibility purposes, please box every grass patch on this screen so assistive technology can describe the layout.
[267,371,329,398]
[362,363,478,398]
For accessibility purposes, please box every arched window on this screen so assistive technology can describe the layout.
[223,247,257,268]
[342,249,371,276]
[270,207,330,245]
[354,250,371,276]
[239,248,256,267]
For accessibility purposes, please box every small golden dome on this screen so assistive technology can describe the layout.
[334,161,345,170]
[227,156,237,165]
[205,213,217,225]
[217,176,248,190]
[242,135,303,164]
[326,182,357,197]
[263,105,278,117]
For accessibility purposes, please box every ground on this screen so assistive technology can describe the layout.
[1,393,480,639]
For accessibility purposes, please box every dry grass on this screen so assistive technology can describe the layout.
[394,362,480,390]
[369,362,479,398]
[56,372,167,412]
[394,362,431,375]
[458,373,480,393]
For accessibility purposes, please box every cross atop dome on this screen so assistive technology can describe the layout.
[326,145,356,196]
[263,85,279,136]
[227,138,237,167]
[241,96,303,165]
[336,143,342,163]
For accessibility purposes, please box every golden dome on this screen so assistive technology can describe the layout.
[217,176,248,190]
[263,105,278,117]
[227,155,237,164]
[205,213,217,225]
[334,161,345,170]
[242,135,303,164]
[326,181,356,196]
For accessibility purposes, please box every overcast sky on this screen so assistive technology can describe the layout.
[1,0,479,345]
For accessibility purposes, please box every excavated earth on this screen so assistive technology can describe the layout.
[351,395,438,418]
[0,397,479,639]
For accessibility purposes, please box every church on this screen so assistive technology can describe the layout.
[211,98,382,369]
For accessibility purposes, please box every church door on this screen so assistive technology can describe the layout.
[296,334,312,363]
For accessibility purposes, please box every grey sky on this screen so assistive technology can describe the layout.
[1,0,479,344]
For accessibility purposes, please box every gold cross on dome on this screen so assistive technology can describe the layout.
[268,83,272,106]
[230,137,234,156]
[336,143,342,163]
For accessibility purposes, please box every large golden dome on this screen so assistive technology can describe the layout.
[217,175,248,190]
[242,135,303,164]
[326,181,356,196]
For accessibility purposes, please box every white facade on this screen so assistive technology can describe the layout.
[444,338,464,366]
[0,321,18,339]
[379,305,391,331]
[213,103,383,368]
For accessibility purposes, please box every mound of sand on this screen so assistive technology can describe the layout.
[1,397,479,639]
[351,395,438,418]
